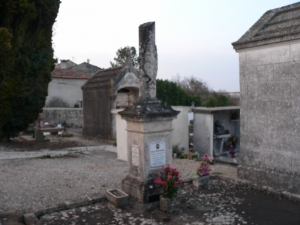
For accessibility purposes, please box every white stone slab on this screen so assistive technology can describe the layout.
[150,141,166,167]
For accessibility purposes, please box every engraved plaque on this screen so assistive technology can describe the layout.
[132,145,139,166]
[150,141,165,167]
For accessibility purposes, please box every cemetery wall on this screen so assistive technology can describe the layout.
[238,41,300,194]
[42,108,83,126]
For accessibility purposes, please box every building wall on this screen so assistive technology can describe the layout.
[46,78,87,107]
[238,41,300,194]
[42,108,83,125]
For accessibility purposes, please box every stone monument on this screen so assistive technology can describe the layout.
[119,22,179,203]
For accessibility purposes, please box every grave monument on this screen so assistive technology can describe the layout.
[119,22,179,203]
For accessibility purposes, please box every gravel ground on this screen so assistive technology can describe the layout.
[0,135,237,213]
[0,149,127,213]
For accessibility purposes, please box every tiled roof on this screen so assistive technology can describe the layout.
[51,68,91,79]
[82,66,125,89]
[232,2,300,50]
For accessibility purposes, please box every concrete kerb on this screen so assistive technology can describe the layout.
[7,196,107,225]
[34,196,106,219]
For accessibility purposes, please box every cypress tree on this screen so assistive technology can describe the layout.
[0,0,60,140]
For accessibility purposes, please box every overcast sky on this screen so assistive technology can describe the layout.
[53,0,298,92]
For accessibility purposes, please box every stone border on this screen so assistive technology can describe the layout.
[2,196,107,225]
[34,196,106,219]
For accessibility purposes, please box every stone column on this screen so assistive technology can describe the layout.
[119,22,179,203]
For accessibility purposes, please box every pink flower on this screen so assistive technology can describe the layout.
[162,164,170,171]
[162,181,168,187]
[168,174,172,181]
[200,154,213,162]
[170,168,177,174]
[154,177,162,185]
[174,182,178,187]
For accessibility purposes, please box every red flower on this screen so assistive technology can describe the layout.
[154,177,162,185]
[162,164,170,171]
[162,181,168,187]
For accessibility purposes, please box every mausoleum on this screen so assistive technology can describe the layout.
[81,60,139,141]
[232,2,300,194]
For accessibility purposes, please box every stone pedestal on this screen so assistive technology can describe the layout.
[120,112,178,203]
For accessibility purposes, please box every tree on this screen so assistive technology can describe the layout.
[205,93,228,107]
[172,75,229,107]
[156,79,201,106]
[110,46,138,68]
[0,0,60,140]
[172,74,211,103]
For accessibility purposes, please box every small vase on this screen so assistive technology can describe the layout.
[193,175,210,189]
[159,195,180,214]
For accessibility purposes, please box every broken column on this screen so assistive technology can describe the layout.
[119,22,179,203]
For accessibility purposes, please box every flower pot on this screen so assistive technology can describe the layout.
[159,195,180,214]
[193,175,210,189]
[106,189,128,207]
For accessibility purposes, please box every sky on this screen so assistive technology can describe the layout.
[53,0,298,92]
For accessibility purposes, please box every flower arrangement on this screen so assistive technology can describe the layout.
[195,154,214,177]
[179,152,187,159]
[154,164,183,198]
[225,136,238,158]
[192,152,200,160]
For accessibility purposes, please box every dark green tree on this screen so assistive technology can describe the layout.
[0,0,60,140]
[156,79,201,106]
[110,46,138,68]
[205,93,228,107]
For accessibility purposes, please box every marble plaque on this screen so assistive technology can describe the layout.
[150,141,165,167]
[132,145,139,166]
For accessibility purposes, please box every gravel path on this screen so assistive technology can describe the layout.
[0,149,127,212]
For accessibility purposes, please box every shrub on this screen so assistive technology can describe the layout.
[46,97,70,108]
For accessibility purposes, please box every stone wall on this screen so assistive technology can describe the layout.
[238,41,300,194]
[42,108,83,126]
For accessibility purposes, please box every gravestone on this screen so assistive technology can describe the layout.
[119,22,179,203]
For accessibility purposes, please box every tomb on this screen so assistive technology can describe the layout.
[232,2,300,194]
[81,58,139,142]
[192,107,240,163]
